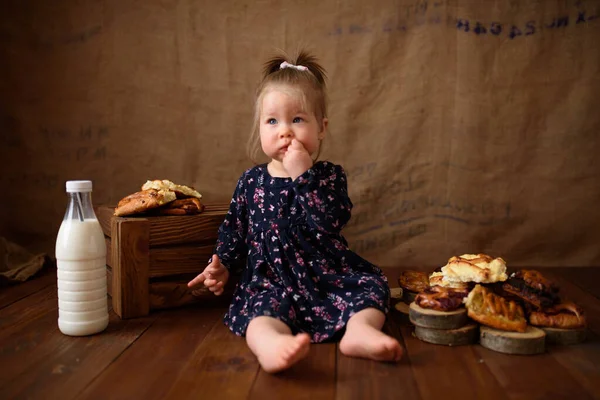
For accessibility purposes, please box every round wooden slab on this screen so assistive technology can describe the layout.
[402,290,418,304]
[409,302,468,330]
[480,325,545,355]
[414,323,479,346]
[394,301,410,315]
[541,327,587,345]
[390,287,403,302]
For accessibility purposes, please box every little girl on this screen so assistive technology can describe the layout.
[188,51,403,373]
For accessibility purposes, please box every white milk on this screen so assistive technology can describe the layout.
[55,218,109,336]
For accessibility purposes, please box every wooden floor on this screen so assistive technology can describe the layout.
[1,267,599,400]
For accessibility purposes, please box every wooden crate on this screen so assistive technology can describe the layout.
[97,204,232,319]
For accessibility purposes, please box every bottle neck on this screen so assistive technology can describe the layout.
[64,192,97,222]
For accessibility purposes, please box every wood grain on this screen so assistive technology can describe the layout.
[97,204,228,247]
[543,270,600,398]
[111,218,150,318]
[149,243,214,278]
[0,265,56,310]
[0,307,155,399]
[164,319,259,399]
[249,343,336,400]
[1,267,599,399]
[401,322,507,399]
[336,316,420,400]
[148,278,234,310]
[77,306,225,400]
[553,267,600,300]
[96,206,114,238]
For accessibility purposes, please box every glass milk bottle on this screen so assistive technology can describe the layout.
[55,180,109,336]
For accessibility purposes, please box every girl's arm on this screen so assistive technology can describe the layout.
[214,173,249,269]
[293,161,352,234]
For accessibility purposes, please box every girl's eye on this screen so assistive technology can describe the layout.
[293,117,303,123]
[267,118,277,125]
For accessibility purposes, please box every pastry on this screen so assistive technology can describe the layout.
[441,254,508,284]
[415,285,470,312]
[502,269,560,309]
[150,197,205,216]
[429,272,471,289]
[142,179,202,199]
[464,284,527,332]
[114,189,176,217]
[529,301,586,329]
[398,270,429,293]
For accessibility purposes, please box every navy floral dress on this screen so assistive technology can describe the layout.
[215,161,390,343]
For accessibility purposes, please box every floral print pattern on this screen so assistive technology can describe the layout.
[215,161,390,343]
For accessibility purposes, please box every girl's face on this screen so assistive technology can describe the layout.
[259,85,327,164]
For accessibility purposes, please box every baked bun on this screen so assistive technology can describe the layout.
[398,270,429,293]
[441,254,508,284]
[149,197,205,216]
[114,189,177,217]
[142,179,202,199]
[429,272,471,289]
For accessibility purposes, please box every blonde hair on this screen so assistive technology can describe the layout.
[247,50,328,163]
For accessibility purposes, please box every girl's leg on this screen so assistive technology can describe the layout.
[246,316,311,373]
[339,308,403,362]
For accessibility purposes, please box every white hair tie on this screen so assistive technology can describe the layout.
[280,61,308,72]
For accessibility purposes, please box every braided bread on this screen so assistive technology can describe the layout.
[464,284,527,332]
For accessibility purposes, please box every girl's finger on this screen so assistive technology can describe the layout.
[204,278,216,287]
[187,273,206,288]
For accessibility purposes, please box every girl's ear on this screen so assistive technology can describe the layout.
[319,118,328,140]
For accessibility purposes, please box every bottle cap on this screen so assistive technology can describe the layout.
[66,180,93,193]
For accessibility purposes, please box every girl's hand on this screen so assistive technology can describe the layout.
[187,254,230,296]
[283,139,312,180]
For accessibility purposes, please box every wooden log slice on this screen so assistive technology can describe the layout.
[394,301,410,315]
[402,290,418,304]
[414,323,479,346]
[541,327,587,345]
[480,325,545,355]
[409,302,468,329]
[390,288,403,305]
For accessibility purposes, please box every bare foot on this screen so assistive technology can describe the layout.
[257,333,311,373]
[339,324,403,362]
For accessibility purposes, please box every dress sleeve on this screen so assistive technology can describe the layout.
[292,161,353,234]
[214,172,249,270]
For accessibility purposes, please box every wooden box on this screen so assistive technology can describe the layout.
[97,204,232,319]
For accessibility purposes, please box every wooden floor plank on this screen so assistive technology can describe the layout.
[77,305,226,400]
[401,322,507,400]
[0,304,156,399]
[545,331,600,400]
[0,266,56,310]
[2,267,600,399]
[552,267,600,299]
[249,342,336,400]
[542,269,600,399]
[336,314,420,400]
[545,270,600,335]
[163,317,259,400]
[0,284,57,335]
[472,343,595,400]
[465,268,599,400]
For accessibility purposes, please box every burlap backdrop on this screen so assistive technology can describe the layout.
[1,0,599,267]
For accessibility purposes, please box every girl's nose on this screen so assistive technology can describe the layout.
[279,126,293,139]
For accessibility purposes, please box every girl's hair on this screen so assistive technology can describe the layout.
[247,50,328,163]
